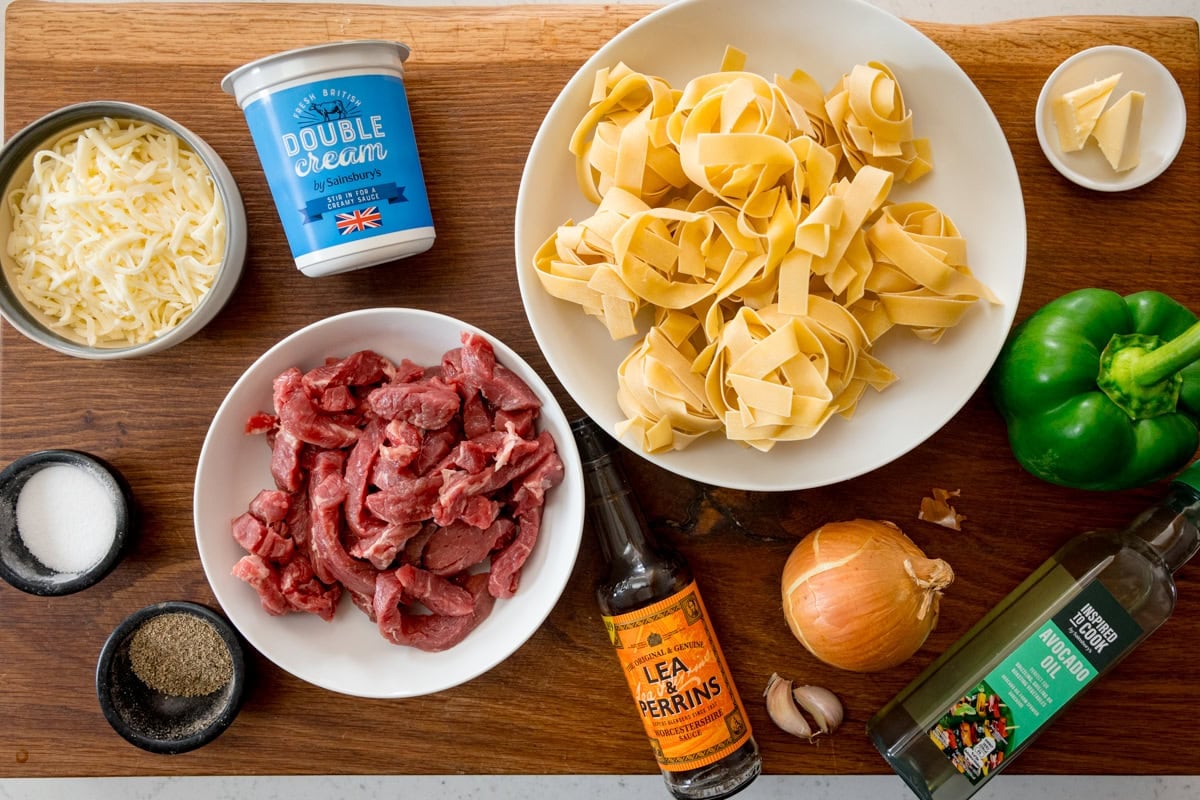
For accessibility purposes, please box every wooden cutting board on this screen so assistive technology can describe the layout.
[2,0,1198,779]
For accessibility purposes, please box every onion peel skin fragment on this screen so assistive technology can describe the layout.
[918,487,966,530]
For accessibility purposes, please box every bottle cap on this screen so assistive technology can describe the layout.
[1172,460,1200,493]
[570,416,619,464]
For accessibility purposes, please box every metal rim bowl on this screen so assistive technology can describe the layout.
[0,101,248,359]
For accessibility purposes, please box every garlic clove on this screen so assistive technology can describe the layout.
[792,684,844,734]
[764,672,813,739]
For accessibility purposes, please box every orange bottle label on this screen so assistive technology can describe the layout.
[602,582,752,771]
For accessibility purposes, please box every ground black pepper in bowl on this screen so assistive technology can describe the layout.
[129,612,234,697]
[97,601,246,753]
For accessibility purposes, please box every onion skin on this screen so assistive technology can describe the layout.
[781,519,954,673]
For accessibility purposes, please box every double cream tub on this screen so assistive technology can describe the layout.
[223,40,435,277]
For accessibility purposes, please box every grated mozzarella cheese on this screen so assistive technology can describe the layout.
[4,117,226,347]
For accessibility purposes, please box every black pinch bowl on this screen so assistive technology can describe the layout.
[96,601,247,754]
[0,449,133,595]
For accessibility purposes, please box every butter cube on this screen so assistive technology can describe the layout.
[1052,73,1122,152]
[1092,90,1145,172]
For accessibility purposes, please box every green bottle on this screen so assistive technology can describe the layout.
[868,463,1200,800]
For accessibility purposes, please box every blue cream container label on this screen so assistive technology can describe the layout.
[223,41,435,277]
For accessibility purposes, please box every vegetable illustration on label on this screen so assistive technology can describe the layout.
[927,681,1013,784]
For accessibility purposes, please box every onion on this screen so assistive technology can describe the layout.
[781,519,954,672]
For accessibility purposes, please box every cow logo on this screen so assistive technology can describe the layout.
[295,94,362,126]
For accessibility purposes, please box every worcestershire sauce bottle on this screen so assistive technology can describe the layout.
[572,417,760,800]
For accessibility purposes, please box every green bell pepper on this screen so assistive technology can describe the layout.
[990,288,1200,491]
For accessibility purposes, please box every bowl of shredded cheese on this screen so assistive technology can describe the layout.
[0,101,247,358]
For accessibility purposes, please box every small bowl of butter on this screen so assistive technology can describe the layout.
[1036,45,1187,192]
[0,101,248,359]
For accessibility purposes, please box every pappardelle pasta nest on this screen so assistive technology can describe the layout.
[534,46,999,453]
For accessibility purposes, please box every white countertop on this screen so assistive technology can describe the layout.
[2,0,1197,798]
[0,774,1196,800]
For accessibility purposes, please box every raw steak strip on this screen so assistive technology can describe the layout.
[392,358,426,385]
[274,367,360,449]
[307,451,377,597]
[381,419,421,468]
[444,429,538,474]
[423,518,513,577]
[511,447,565,519]
[314,385,356,413]
[305,451,342,585]
[271,428,304,493]
[232,554,289,616]
[415,427,459,475]
[343,418,387,540]
[349,588,377,621]
[458,494,501,530]
[395,564,474,617]
[489,506,543,600]
[249,489,291,525]
[302,349,396,393]
[366,380,461,430]
[434,431,558,526]
[374,571,496,652]
[494,408,535,438]
[280,555,341,621]
[461,392,493,439]
[453,333,542,412]
[365,473,444,524]
[403,523,437,567]
[283,487,310,546]
[350,522,423,571]
[232,512,295,562]
[245,412,277,436]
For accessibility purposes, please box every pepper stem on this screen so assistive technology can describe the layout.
[1135,319,1200,386]
[1098,320,1200,420]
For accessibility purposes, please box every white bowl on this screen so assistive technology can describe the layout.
[1035,45,1187,192]
[514,0,1025,491]
[193,308,584,698]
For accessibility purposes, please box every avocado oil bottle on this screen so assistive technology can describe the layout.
[868,464,1200,800]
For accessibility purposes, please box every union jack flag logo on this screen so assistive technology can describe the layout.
[335,206,382,234]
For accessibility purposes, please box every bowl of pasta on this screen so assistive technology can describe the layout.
[514,0,1025,491]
